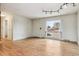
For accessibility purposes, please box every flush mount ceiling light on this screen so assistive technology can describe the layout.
[42,3,76,15]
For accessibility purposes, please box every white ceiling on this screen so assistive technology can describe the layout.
[1,3,79,19]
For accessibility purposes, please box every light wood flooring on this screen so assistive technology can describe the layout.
[0,38,79,56]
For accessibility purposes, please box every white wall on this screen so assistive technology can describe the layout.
[61,14,77,42]
[13,15,32,40]
[32,19,46,37]
[32,20,40,37]
[77,11,79,45]
[32,14,77,42]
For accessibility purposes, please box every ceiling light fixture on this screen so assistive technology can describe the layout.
[62,3,68,9]
[42,3,76,14]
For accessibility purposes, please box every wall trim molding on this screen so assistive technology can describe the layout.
[14,36,78,45]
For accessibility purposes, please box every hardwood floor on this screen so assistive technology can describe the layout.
[0,38,79,56]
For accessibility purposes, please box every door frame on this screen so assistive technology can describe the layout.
[1,11,13,41]
[45,20,62,39]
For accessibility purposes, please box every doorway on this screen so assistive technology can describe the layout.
[1,12,13,41]
[46,20,62,39]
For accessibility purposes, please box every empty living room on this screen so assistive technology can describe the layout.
[0,1,79,56]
